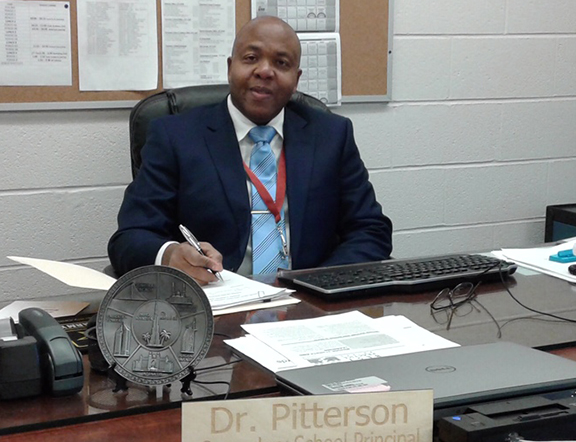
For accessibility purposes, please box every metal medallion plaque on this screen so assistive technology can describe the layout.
[96,265,214,386]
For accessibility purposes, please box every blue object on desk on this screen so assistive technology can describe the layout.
[549,249,576,263]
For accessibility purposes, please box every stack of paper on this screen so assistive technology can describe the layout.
[495,238,576,284]
[203,270,296,312]
[6,256,298,316]
[225,310,459,373]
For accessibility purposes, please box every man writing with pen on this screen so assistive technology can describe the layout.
[108,16,392,284]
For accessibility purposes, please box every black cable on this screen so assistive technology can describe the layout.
[191,352,242,400]
[471,297,503,339]
[192,379,232,400]
[499,315,570,334]
[195,357,243,372]
[499,263,576,324]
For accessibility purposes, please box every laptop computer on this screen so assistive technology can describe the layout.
[275,342,576,417]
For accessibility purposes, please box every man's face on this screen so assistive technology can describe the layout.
[228,18,302,125]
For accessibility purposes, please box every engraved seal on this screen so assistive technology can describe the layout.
[96,265,214,386]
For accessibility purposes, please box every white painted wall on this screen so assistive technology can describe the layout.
[1,0,575,302]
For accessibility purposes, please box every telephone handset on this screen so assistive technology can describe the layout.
[18,307,84,396]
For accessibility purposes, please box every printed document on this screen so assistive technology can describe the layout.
[0,1,72,86]
[77,0,158,91]
[298,33,341,105]
[162,0,235,88]
[201,270,294,310]
[252,0,339,32]
[226,310,459,372]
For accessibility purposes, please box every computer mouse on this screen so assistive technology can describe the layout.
[569,264,576,276]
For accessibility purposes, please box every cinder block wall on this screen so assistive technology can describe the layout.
[362,0,576,258]
[1,0,575,301]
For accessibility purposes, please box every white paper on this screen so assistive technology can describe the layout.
[0,300,89,322]
[250,0,341,105]
[372,314,460,352]
[0,1,72,86]
[162,0,234,88]
[7,256,117,291]
[77,0,158,91]
[252,0,339,32]
[213,296,299,317]
[226,335,299,372]
[227,311,459,372]
[203,270,294,310]
[298,33,341,105]
[498,238,576,284]
[7,256,295,314]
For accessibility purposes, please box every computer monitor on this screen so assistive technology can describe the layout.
[545,204,576,242]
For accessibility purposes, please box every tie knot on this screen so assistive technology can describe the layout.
[249,126,276,145]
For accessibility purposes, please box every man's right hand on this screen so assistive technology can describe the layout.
[162,242,224,285]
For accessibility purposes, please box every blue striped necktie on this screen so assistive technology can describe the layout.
[249,126,288,274]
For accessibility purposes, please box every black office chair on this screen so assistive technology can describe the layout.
[128,84,330,178]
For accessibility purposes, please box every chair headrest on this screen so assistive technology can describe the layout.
[129,85,330,178]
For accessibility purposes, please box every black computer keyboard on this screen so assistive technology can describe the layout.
[278,254,517,299]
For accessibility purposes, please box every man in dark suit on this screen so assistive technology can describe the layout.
[108,16,392,283]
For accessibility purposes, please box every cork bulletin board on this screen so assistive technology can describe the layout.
[0,0,390,108]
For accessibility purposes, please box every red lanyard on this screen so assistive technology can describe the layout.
[243,148,286,223]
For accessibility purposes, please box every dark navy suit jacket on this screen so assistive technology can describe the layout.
[108,99,392,275]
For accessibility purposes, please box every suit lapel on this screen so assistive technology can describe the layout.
[284,107,315,266]
[203,101,251,236]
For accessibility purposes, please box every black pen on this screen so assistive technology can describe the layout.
[179,224,223,282]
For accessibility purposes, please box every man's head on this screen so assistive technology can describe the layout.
[228,16,302,125]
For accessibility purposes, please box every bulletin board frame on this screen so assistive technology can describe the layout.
[0,0,392,111]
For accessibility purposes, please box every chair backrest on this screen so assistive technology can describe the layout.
[129,84,330,178]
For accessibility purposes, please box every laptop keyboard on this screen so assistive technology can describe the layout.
[278,254,517,298]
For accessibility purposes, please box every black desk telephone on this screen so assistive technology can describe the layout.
[0,307,84,400]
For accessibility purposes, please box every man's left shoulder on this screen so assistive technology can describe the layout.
[286,99,346,125]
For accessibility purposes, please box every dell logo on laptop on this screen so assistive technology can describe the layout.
[426,365,456,373]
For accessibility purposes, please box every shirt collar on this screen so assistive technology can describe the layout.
[227,95,285,141]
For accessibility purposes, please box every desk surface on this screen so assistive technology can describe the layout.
[2,267,576,441]
[301,266,576,350]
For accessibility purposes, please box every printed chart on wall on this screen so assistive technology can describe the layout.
[161,0,235,88]
[0,0,388,108]
[252,0,341,105]
[1,0,73,86]
[76,0,158,91]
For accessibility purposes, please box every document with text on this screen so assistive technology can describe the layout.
[1,1,72,86]
[226,310,459,372]
[252,0,339,32]
[162,0,234,88]
[77,0,158,91]
[202,270,295,310]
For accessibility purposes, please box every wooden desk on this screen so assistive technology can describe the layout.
[297,267,576,350]
[0,301,324,437]
[12,347,576,442]
[2,269,576,441]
